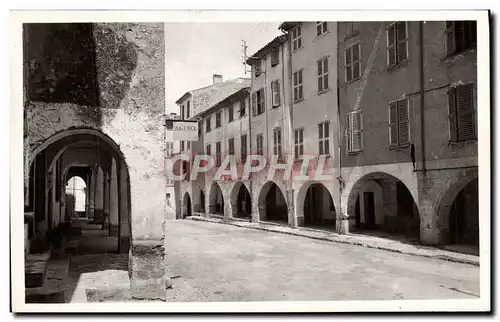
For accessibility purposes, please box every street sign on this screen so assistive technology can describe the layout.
[172,121,199,141]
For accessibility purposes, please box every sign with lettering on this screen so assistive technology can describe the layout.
[172,121,199,141]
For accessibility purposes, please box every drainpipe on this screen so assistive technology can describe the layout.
[336,24,345,231]
[248,70,254,222]
[419,21,426,172]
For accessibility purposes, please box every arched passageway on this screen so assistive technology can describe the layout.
[302,183,336,229]
[230,182,251,219]
[26,129,132,254]
[347,172,420,241]
[199,190,206,213]
[65,176,87,219]
[182,192,192,218]
[209,182,224,215]
[258,181,288,224]
[438,177,479,252]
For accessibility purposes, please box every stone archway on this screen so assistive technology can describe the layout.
[229,181,251,219]
[346,172,420,240]
[208,182,224,215]
[436,176,479,249]
[296,181,335,229]
[182,192,192,218]
[258,181,288,224]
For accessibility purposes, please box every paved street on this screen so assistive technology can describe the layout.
[164,220,480,302]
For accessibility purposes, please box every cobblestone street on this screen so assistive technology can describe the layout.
[164,220,480,302]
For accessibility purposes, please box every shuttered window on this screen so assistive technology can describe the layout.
[228,138,235,156]
[347,110,363,153]
[205,116,211,133]
[272,80,281,107]
[241,134,248,163]
[292,26,302,51]
[228,105,234,122]
[294,128,304,159]
[271,48,280,66]
[387,22,408,67]
[215,141,221,166]
[216,111,222,128]
[240,99,246,117]
[317,57,329,92]
[293,70,303,102]
[446,21,477,56]
[255,60,262,77]
[206,144,211,156]
[273,128,282,161]
[317,22,328,37]
[345,43,361,83]
[318,122,330,155]
[253,88,265,116]
[448,83,475,142]
[256,134,264,156]
[389,98,410,147]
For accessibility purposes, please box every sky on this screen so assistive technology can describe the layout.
[165,22,283,114]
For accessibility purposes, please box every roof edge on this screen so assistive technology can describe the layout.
[246,35,288,65]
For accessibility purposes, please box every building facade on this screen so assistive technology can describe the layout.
[338,21,478,247]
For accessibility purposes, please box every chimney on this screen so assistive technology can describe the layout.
[213,74,223,85]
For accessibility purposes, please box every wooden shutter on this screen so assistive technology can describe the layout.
[397,22,407,62]
[456,83,475,141]
[351,111,363,152]
[345,47,352,82]
[260,88,265,111]
[447,87,458,142]
[389,101,399,146]
[398,99,410,145]
[275,80,281,106]
[251,92,257,116]
[445,21,456,56]
[387,24,397,66]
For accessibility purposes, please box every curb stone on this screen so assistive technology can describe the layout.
[185,216,479,267]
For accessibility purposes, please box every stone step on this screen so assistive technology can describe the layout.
[25,252,51,288]
[25,257,70,303]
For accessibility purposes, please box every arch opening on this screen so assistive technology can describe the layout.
[258,181,288,224]
[209,182,224,215]
[347,172,420,241]
[65,175,87,219]
[182,192,192,218]
[230,182,251,219]
[199,189,206,213]
[302,183,336,230]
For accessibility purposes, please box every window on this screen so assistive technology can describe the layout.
[241,134,247,163]
[166,193,171,198]
[180,141,185,152]
[389,98,410,147]
[180,105,185,120]
[187,141,191,150]
[271,80,281,107]
[228,105,234,122]
[345,43,361,82]
[318,57,329,92]
[255,60,262,77]
[216,111,222,128]
[215,141,221,166]
[252,88,265,116]
[273,128,282,161]
[293,70,303,102]
[256,134,264,156]
[240,99,246,117]
[292,25,302,51]
[318,122,330,155]
[186,101,190,119]
[347,110,363,153]
[448,83,475,142]
[294,128,304,159]
[446,21,477,56]
[206,116,211,132]
[271,48,280,66]
[317,22,328,37]
[206,144,211,156]
[387,22,408,67]
[228,138,235,156]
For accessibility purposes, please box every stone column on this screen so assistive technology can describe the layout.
[103,172,110,229]
[94,166,104,224]
[118,159,130,253]
[89,168,96,220]
[109,158,119,237]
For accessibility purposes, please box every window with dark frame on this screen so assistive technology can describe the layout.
[271,47,280,66]
[294,128,304,159]
[318,57,329,92]
[448,83,476,142]
[216,111,222,128]
[252,88,265,116]
[206,143,211,156]
[345,43,361,82]
[273,128,282,161]
[256,134,264,156]
[271,80,281,107]
[180,141,184,152]
[241,134,247,163]
[389,98,410,148]
[292,25,302,51]
[446,21,477,56]
[293,69,303,102]
[186,101,190,119]
[387,22,408,67]
[255,60,262,77]
[318,122,330,155]
[215,141,221,166]
[347,110,363,153]
[181,105,185,120]
[316,22,328,37]
[206,116,211,132]
[240,99,246,117]
[228,105,234,122]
